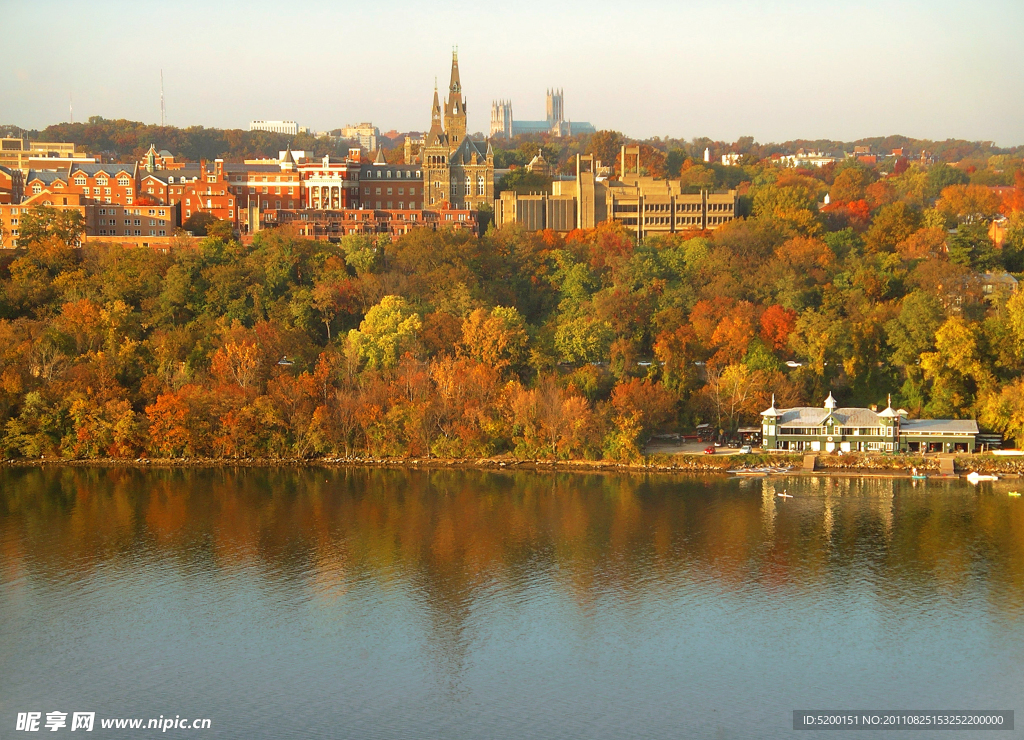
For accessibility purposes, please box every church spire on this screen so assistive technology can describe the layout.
[443,49,466,147]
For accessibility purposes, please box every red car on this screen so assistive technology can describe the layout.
[704,446,716,455]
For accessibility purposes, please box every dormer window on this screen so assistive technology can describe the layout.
[97,177,108,186]
[74,176,86,186]
[168,176,175,183]
[118,176,130,187]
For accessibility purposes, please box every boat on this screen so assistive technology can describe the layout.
[966,471,999,484]
[728,465,793,475]
[776,492,793,499]
[1010,492,1021,497]
[911,474,928,480]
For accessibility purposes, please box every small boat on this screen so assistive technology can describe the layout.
[776,492,793,499]
[911,474,928,480]
[1010,492,1021,497]
[966,471,999,484]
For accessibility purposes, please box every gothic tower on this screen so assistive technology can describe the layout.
[443,50,467,148]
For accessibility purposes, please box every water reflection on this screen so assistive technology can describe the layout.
[2,467,1023,739]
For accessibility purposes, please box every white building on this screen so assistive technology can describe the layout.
[249,120,300,136]
[340,123,379,153]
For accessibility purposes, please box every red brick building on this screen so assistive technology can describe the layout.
[139,166,201,208]
[66,163,140,206]
[180,159,237,226]
[262,206,479,239]
[0,165,23,204]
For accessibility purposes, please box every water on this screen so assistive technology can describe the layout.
[1,467,1022,739]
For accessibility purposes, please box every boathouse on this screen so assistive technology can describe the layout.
[761,393,978,454]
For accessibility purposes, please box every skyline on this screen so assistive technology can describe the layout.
[3,0,1024,147]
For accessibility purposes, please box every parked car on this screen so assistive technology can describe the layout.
[704,446,716,455]
[739,445,752,454]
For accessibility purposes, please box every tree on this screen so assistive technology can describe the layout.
[554,314,614,363]
[17,206,85,248]
[864,202,919,253]
[978,381,1024,448]
[885,291,945,371]
[937,184,1002,223]
[759,305,798,351]
[346,295,422,370]
[459,306,528,372]
[829,167,869,203]
[920,316,992,418]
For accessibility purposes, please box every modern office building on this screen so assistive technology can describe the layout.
[249,120,300,136]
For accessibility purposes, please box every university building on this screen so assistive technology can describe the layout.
[761,394,979,454]
[421,52,495,211]
[494,146,738,236]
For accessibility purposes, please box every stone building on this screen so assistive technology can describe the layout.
[421,51,494,211]
[490,90,596,139]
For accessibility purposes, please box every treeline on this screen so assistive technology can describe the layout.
[2,154,1024,461]
[4,117,360,164]
[5,116,1022,177]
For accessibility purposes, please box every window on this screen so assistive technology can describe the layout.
[134,219,141,226]
[104,188,111,195]
[97,177,108,186]
[74,177,86,186]
[118,177,130,187]
[32,185,41,194]
[159,210,166,216]
[387,188,392,195]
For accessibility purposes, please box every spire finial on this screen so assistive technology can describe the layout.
[771,393,776,407]
[887,393,892,408]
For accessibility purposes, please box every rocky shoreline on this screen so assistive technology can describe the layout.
[3,452,1023,478]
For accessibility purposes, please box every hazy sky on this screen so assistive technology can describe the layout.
[4,0,1023,146]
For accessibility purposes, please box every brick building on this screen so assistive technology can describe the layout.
[1,165,24,204]
[359,149,424,210]
[66,163,140,206]
[262,207,479,239]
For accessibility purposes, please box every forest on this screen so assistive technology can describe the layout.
[1,146,1024,461]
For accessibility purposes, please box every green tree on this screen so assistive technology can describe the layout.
[18,206,86,248]
[346,295,422,370]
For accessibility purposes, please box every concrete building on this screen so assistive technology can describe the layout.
[339,123,379,153]
[495,147,737,237]
[490,90,596,139]
[249,120,300,136]
[761,393,979,454]
[0,137,96,172]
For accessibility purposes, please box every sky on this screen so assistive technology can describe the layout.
[3,0,1023,146]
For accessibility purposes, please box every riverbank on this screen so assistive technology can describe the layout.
[3,452,1023,478]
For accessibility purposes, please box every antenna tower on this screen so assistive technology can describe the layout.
[70,93,73,124]
[160,70,165,126]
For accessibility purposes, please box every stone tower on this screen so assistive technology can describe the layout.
[443,51,466,148]
[546,89,564,127]
[420,52,495,211]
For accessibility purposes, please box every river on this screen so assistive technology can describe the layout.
[2,467,1022,738]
